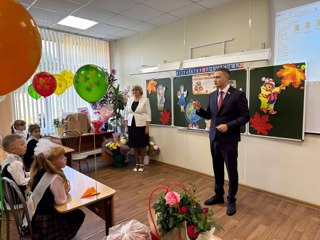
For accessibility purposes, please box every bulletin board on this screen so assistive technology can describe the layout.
[146,78,172,126]
[173,69,247,130]
[249,63,305,140]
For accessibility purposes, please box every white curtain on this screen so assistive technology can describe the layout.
[13,29,110,135]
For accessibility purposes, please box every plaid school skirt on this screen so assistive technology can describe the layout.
[32,209,85,240]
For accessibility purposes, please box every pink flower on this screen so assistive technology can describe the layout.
[203,207,209,214]
[165,191,180,206]
[187,225,200,239]
[180,206,188,214]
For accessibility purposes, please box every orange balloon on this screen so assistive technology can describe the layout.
[0,1,41,95]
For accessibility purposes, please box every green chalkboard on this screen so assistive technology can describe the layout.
[173,69,247,131]
[146,78,172,125]
[249,63,305,140]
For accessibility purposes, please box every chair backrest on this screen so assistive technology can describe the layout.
[2,177,32,238]
[60,130,82,153]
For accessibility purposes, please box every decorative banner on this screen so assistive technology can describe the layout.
[176,63,244,76]
[32,72,57,97]
[60,70,74,88]
[192,73,217,95]
[147,79,157,94]
[177,84,188,112]
[146,78,172,126]
[249,63,306,140]
[74,64,108,103]
[27,85,41,100]
[0,1,41,95]
[53,74,67,95]
[0,95,6,103]
[156,84,166,110]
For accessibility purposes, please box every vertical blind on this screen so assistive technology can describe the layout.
[13,29,110,135]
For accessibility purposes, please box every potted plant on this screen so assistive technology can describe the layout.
[53,118,65,136]
[97,69,128,133]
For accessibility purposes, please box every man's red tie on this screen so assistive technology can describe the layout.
[218,91,224,110]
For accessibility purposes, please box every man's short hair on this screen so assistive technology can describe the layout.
[2,134,24,152]
[215,67,230,76]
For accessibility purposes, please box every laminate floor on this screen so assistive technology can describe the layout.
[3,155,320,240]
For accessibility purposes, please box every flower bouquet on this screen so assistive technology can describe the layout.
[147,136,160,157]
[105,132,130,156]
[105,132,130,167]
[149,182,222,240]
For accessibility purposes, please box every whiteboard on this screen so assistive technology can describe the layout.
[305,81,320,133]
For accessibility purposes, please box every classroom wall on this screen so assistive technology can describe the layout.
[0,94,14,136]
[112,0,320,205]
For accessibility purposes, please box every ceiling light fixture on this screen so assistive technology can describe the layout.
[58,16,97,30]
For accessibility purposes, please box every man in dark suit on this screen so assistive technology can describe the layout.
[193,67,250,216]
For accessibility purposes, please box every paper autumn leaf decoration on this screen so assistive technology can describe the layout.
[250,112,273,135]
[276,64,306,88]
[147,79,157,94]
[81,187,99,198]
[160,109,171,125]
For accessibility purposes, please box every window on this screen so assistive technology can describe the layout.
[13,29,110,135]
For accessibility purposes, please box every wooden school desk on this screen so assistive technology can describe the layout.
[50,131,113,153]
[55,166,116,235]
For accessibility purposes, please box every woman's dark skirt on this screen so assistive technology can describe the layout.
[128,125,149,148]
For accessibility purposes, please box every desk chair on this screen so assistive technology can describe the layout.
[60,130,90,175]
[2,177,32,239]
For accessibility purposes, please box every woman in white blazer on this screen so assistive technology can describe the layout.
[125,85,151,172]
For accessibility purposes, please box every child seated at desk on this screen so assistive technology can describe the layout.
[11,119,27,139]
[28,139,85,239]
[1,134,29,196]
[23,123,41,171]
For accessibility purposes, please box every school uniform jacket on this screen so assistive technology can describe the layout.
[125,97,152,127]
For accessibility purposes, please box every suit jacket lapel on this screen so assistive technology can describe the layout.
[212,91,218,113]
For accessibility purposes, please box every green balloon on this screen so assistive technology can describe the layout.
[28,84,41,100]
[74,64,108,103]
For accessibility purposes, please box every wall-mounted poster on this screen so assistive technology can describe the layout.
[146,78,172,126]
[249,63,306,141]
[192,73,216,95]
[173,69,247,131]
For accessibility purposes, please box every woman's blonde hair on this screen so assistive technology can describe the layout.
[28,146,67,189]
[132,85,143,96]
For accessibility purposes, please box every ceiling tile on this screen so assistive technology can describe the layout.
[130,22,155,32]
[68,0,92,4]
[122,4,164,21]
[18,0,35,6]
[149,14,179,26]
[170,3,206,18]
[50,24,86,34]
[144,0,193,12]
[72,6,115,24]
[111,29,137,37]
[198,0,232,9]
[106,15,142,28]
[34,19,54,28]
[32,0,83,15]
[28,7,68,26]
[89,0,138,13]
[87,23,124,35]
